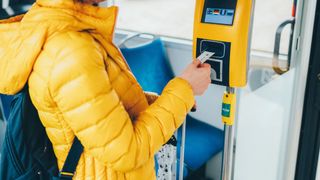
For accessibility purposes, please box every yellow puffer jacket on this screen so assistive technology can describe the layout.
[0,0,194,179]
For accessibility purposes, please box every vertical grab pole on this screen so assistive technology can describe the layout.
[172,132,178,180]
[179,121,187,180]
[221,87,236,180]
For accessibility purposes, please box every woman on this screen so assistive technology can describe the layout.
[0,0,211,179]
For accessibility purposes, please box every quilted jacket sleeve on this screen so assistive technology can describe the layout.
[48,32,195,172]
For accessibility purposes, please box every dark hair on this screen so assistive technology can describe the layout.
[75,0,100,6]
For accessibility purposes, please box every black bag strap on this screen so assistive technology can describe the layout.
[21,86,83,179]
[59,137,84,179]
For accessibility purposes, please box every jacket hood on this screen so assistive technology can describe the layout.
[0,16,47,95]
[0,0,118,95]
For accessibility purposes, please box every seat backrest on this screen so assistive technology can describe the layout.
[120,38,174,94]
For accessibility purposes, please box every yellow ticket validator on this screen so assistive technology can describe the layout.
[193,0,254,87]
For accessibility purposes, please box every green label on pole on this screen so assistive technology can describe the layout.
[222,103,231,117]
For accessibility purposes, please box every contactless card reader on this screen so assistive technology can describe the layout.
[193,0,254,87]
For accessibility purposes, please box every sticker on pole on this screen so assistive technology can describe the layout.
[222,103,231,117]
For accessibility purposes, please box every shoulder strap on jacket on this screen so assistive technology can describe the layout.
[23,86,83,179]
[59,137,84,179]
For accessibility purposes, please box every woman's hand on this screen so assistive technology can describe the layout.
[179,60,211,96]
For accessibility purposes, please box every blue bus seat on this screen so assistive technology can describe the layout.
[177,115,224,170]
[120,36,224,177]
[120,38,173,95]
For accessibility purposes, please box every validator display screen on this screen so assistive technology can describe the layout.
[201,0,237,26]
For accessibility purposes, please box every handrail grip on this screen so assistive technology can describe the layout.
[272,19,295,75]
